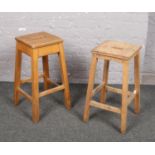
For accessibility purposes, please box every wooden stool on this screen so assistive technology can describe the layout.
[14,32,71,122]
[83,40,142,133]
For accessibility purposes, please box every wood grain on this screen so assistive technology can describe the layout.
[14,45,22,105]
[90,100,121,114]
[14,32,71,122]
[31,49,40,123]
[83,54,98,122]
[100,60,109,103]
[134,52,140,113]
[121,61,129,134]
[15,32,63,48]
[58,43,71,110]
[42,56,50,90]
[83,40,141,134]
[92,40,142,60]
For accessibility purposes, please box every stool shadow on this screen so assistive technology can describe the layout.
[6,96,33,121]
[69,84,87,120]
[70,84,87,107]
[7,93,57,122]
[18,106,32,121]
[40,99,57,121]
[90,110,120,133]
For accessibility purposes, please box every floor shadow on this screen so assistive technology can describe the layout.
[90,110,120,133]
[70,84,87,107]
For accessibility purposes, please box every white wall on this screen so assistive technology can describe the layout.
[142,12,155,84]
[0,13,148,83]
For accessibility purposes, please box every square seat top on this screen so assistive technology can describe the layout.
[92,40,142,60]
[15,32,63,48]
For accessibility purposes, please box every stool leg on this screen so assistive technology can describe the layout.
[83,54,98,122]
[121,61,129,134]
[58,43,71,110]
[134,53,140,113]
[100,60,109,103]
[14,47,22,105]
[42,56,50,90]
[32,51,40,122]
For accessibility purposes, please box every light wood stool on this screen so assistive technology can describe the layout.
[83,40,142,133]
[14,32,71,122]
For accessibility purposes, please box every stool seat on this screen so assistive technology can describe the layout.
[15,32,63,48]
[92,40,142,60]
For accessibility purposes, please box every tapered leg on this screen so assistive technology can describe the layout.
[134,53,140,113]
[100,60,110,103]
[32,51,40,123]
[14,45,22,105]
[42,56,50,90]
[121,61,129,134]
[58,43,71,110]
[83,54,98,122]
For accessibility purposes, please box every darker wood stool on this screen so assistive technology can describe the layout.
[14,32,71,122]
[83,40,142,134]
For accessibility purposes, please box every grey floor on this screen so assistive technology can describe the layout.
[0,82,155,142]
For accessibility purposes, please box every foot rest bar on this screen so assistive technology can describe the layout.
[90,100,121,114]
[18,87,32,102]
[46,78,59,86]
[127,90,136,105]
[92,83,104,97]
[20,74,44,84]
[106,86,131,96]
[39,85,65,98]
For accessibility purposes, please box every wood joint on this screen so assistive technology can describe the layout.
[46,78,59,86]
[18,87,32,102]
[92,83,104,97]
[106,86,131,96]
[20,74,44,84]
[127,90,136,105]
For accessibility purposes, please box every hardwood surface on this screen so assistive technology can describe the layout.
[14,45,22,105]
[15,32,63,48]
[58,43,71,110]
[134,53,140,113]
[83,54,98,122]
[121,61,129,134]
[83,40,141,134]
[92,40,142,60]
[14,32,71,122]
[31,49,40,123]
[100,60,109,103]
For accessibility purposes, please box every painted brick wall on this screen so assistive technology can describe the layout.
[142,13,155,84]
[0,13,148,83]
